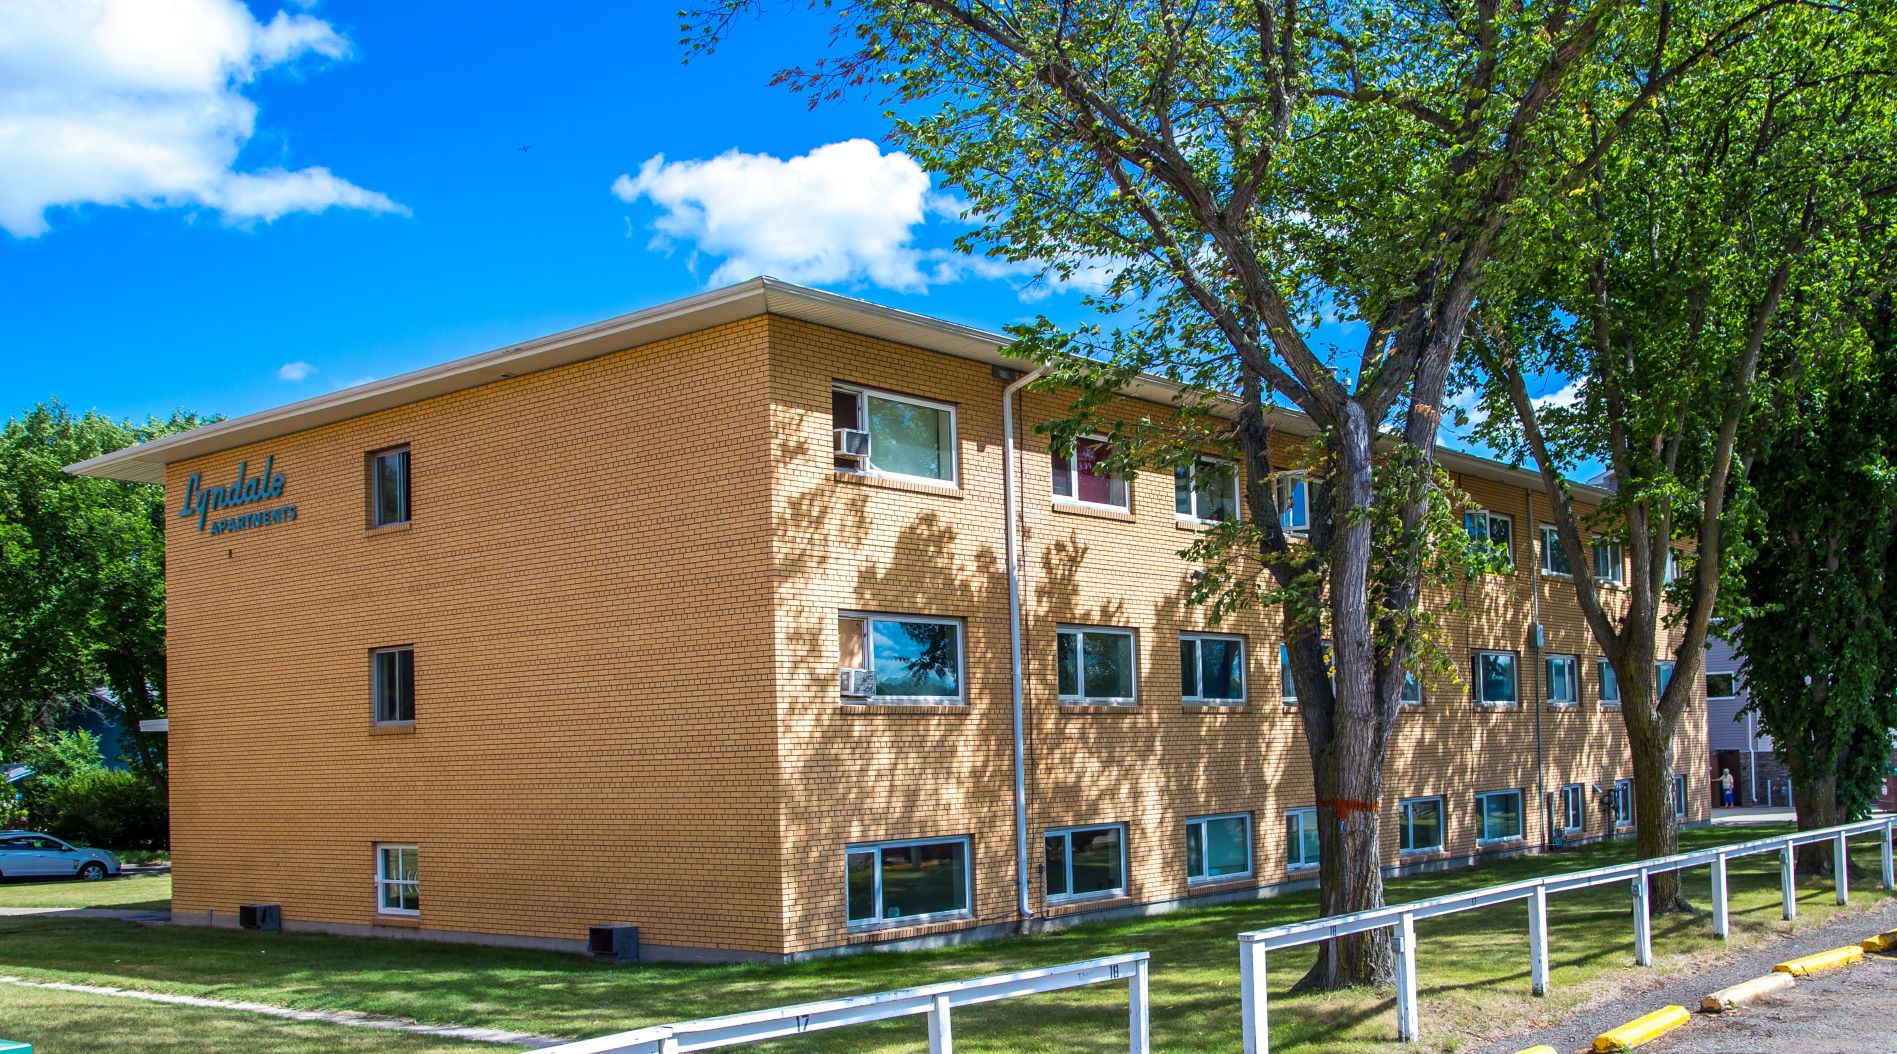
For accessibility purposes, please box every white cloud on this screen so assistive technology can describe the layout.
[0,0,406,237]
[613,139,1113,299]
[277,360,314,381]
[1533,379,1584,410]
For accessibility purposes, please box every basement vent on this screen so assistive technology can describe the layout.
[238,903,281,932]
[589,924,640,963]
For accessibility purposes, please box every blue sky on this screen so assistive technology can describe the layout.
[3,1,1545,454]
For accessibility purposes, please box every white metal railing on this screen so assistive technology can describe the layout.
[1238,816,1897,1053]
[534,951,1150,1054]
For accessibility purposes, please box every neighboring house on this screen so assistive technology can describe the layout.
[1702,633,1788,807]
[67,278,1706,962]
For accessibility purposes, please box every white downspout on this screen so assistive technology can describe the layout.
[1002,364,1048,923]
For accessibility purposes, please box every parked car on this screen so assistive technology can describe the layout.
[0,830,122,880]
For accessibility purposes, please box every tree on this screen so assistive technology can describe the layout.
[0,403,206,777]
[1734,286,1897,870]
[691,0,1782,985]
[1464,5,1895,907]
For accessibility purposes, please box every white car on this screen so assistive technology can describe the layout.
[0,830,122,880]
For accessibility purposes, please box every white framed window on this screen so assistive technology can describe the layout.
[1656,660,1676,695]
[1181,634,1245,705]
[1706,672,1737,699]
[1538,525,1572,576]
[1664,548,1684,584]
[1399,797,1445,854]
[1474,650,1518,707]
[1051,436,1130,510]
[1464,509,1514,568]
[1058,626,1137,704]
[1673,774,1688,819]
[837,614,964,703]
[1545,654,1579,707]
[1186,812,1253,884]
[1476,790,1524,843]
[1598,659,1621,709]
[831,384,957,485]
[1559,784,1585,833]
[1593,540,1624,584]
[1043,824,1126,902]
[1174,457,1240,523]
[371,646,415,724]
[1399,669,1422,707]
[370,447,411,528]
[1278,640,1333,706]
[1273,471,1310,533]
[1286,808,1320,871]
[375,844,419,915]
[1614,779,1634,827]
[845,837,970,927]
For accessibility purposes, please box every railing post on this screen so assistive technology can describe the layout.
[1711,851,1729,940]
[1781,843,1797,921]
[1883,820,1895,891]
[1240,939,1269,1054]
[658,1038,679,1054]
[1835,833,1850,905]
[1632,869,1652,967]
[1393,913,1419,1042]
[1528,885,1550,996]
[1128,956,1150,1054]
[928,993,953,1054]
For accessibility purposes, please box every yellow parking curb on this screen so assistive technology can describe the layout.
[1861,930,1897,954]
[1701,972,1795,1012]
[1593,1005,1691,1051]
[1773,945,1865,976]
[1511,1047,1559,1054]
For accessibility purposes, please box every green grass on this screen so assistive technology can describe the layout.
[0,983,497,1054]
[0,826,1888,1053]
[113,850,170,867]
[0,873,170,910]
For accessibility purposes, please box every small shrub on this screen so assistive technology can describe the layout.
[43,768,168,850]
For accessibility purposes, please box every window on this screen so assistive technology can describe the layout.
[1598,659,1621,709]
[1593,540,1624,584]
[1673,774,1688,819]
[838,614,963,703]
[1180,634,1245,704]
[1174,457,1240,523]
[1044,825,1125,902]
[1539,525,1571,576]
[1476,790,1524,843]
[1614,779,1634,827]
[1664,548,1684,584]
[1186,813,1252,883]
[1279,640,1333,705]
[1474,650,1518,707]
[1559,784,1585,833]
[1655,661,1676,695]
[1706,672,1736,699]
[1052,436,1129,510]
[1399,797,1445,853]
[832,384,957,484]
[1057,627,1137,704]
[370,447,410,527]
[1464,510,1514,568]
[1273,472,1311,533]
[375,844,419,915]
[846,838,970,926]
[1286,808,1320,870]
[1545,655,1579,707]
[1399,669,1422,707]
[372,647,415,724]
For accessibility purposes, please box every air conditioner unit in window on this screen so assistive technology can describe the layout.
[839,667,877,698]
[834,428,871,460]
[588,924,639,963]
[239,903,281,932]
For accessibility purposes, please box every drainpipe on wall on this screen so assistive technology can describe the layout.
[1001,364,1048,924]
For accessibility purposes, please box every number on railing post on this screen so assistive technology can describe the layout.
[1883,820,1895,891]
[927,992,953,1054]
[1528,885,1549,996]
[1781,843,1797,921]
[1240,940,1269,1054]
[1834,833,1849,905]
[1632,869,1652,967]
[1128,955,1150,1054]
[1710,851,1729,939]
[1393,913,1419,1042]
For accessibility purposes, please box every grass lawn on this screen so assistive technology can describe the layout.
[0,983,496,1054]
[0,873,171,911]
[0,825,1888,1053]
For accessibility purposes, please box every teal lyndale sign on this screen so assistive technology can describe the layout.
[179,455,298,536]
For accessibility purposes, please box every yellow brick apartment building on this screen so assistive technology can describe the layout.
[70,278,1705,961]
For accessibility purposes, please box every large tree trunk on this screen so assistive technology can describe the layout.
[1789,758,1843,875]
[1624,693,1690,912]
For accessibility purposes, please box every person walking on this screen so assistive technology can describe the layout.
[1720,768,1737,808]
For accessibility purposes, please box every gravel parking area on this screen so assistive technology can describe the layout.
[1480,897,1897,1054]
